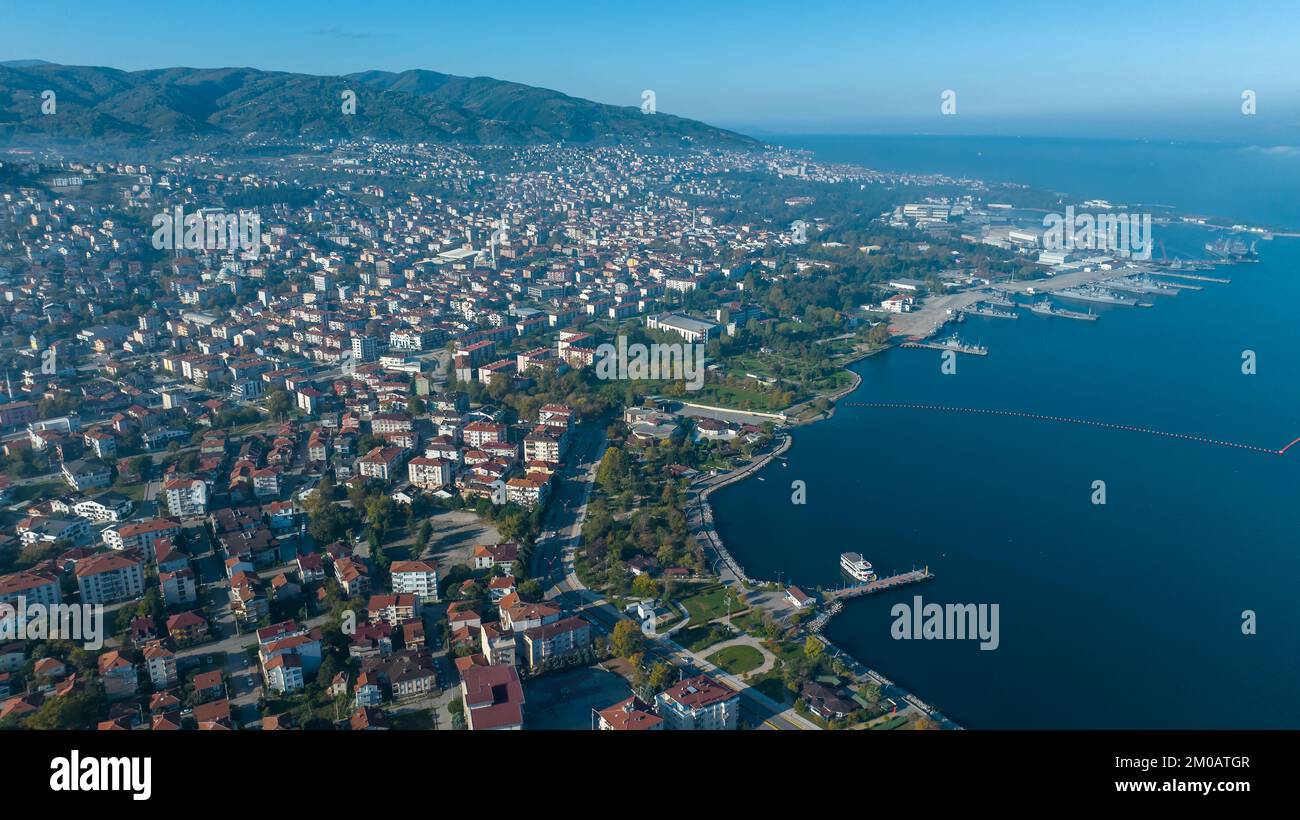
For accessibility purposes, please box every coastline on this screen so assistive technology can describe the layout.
[687,347,960,728]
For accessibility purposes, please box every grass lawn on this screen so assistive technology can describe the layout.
[707,644,764,676]
[389,710,436,730]
[766,639,806,666]
[730,609,768,636]
[694,384,796,412]
[751,674,791,705]
[678,585,739,623]
[112,481,148,501]
[870,715,911,730]
[12,479,62,503]
[672,624,735,653]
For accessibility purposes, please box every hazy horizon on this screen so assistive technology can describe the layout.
[2,0,1297,144]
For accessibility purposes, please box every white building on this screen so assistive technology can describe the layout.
[655,675,740,730]
[76,552,146,605]
[0,569,62,609]
[389,561,440,604]
[645,312,719,343]
[164,477,208,518]
[407,456,451,490]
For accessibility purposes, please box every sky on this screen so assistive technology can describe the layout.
[2,0,1298,142]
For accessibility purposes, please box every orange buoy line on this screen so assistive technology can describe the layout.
[842,402,1291,456]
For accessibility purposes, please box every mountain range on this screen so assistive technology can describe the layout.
[0,62,758,148]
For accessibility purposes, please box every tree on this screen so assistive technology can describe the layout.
[803,635,824,661]
[867,322,892,346]
[415,520,433,552]
[25,691,103,730]
[648,661,675,691]
[610,619,643,659]
[595,446,627,491]
[517,579,543,601]
[308,495,356,544]
[631,573,659,600]
[266,388,293,420]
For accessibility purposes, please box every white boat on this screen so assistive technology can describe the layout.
[840,552,876,583]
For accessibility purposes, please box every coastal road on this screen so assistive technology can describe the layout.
[528,420,815,729]
[684,431,792,589]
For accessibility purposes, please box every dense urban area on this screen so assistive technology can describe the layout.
[0,125,1155,732]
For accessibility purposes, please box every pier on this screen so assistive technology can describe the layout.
[901,340,987,356]
[826,567,936,601]
[1150,270,1230,284]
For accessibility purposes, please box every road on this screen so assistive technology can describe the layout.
[530,424,816,730]
[532,420,607,588]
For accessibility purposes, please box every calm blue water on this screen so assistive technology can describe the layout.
[783,134,1300,231]
[711,138,1300,728]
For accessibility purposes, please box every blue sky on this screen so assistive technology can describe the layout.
[2,0,1297,141]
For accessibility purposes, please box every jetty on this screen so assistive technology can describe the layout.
[901,338,988,356]
[826,567,936,601]
[1150,270,1231,284]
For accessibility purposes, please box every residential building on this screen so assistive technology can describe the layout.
[76,551,146,605]
[655,675,740,730]
[61,459,112,491]
[163,477,208,518]
[522,616,591,671]
[598,696,664,731]
[389,560,440,604]
[460,664,525,730]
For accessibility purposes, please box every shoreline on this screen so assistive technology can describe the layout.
[693,239,1256,730]
[688,349,960,728]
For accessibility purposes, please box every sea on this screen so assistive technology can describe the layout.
[708,134,1300,728]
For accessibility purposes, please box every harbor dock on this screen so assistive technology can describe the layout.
[901,339,988,356]
[827,567,936,601]
[1150,270,1231,284]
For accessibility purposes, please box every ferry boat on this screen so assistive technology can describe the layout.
[840,552,876,583]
